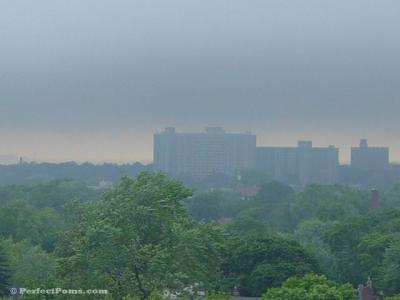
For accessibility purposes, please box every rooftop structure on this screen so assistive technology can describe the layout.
[256,141,339,186]
[351,139,389,171]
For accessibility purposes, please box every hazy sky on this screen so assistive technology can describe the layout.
[1,0,400,163]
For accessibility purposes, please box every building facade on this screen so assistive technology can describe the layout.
[351,139,389,171]
[256,141,339,185]
[153,127,256,179]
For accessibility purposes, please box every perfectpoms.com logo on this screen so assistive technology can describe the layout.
[10,287,108,296]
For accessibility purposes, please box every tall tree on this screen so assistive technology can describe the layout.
[57,173,224,299]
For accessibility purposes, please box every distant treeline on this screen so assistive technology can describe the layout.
[2,161,400,189]
[339,164,400,189]
[0,162,151,186]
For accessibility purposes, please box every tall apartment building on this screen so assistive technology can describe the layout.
[351,139,389,171]
[153,127,256,179]
[256,141,339,186]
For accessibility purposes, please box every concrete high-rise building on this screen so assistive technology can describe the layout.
[153,127,256,179]
[256,141,339,186]
[351,139,389,171]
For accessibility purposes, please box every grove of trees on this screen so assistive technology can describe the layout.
[0,172,400,299]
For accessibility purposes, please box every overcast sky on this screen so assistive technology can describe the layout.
[1,0,400,163]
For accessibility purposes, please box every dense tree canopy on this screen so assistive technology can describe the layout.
[292,219,338,280]
[0,172,399,298]
[1,239,56,292]
[262,274,356,300]
[184,190,247,222]
[0,179,98,209]
[380,238,400,295]
[324,209,400,289]
[0,244,10,297]
[0,201,63,251]
[290,184,369,224]
[222,233,320,297]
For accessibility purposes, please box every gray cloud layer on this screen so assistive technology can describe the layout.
[1,0,400,162]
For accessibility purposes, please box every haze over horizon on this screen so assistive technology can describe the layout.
[1,0,400,163]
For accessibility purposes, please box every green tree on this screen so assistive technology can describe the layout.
[186,192,222,221]
[262,274,356,300]
[0,179,98,210]
[324,209,400,286]
[379,239,400,295]
[0,244,11,297]
[224,208,268,234]
[0,200,63,251]
[185,190,249,222]
[57,173,224,300]
[1,239,56,291]
[292,219,338,280]
[222,233,320,297]
[291,184,369,225]
[382,183,400,209]
[254,181,295,230]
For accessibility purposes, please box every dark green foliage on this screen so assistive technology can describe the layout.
[182,181,400,297]
[291,184,369,224]
[0,199,64,251]
[225,208,269,234]
[324,209,400,288]
[0,179,98,209]
[1,239,56,290]
[0,179,100,251]
[185,180,297,231]
[292,219,338,280]
[222,233,320,297]
[23,179,98,209]
[379,239,400,295]
[185,190,250,221]
[0,244,11,297]
[57,173,224,299]
[255,181,295,206]
[1,171,400,297]
[254,180,295,230]
[382,183,400,208]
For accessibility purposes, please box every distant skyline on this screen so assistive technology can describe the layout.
[0,128,395,165]
[1,1,400,163]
